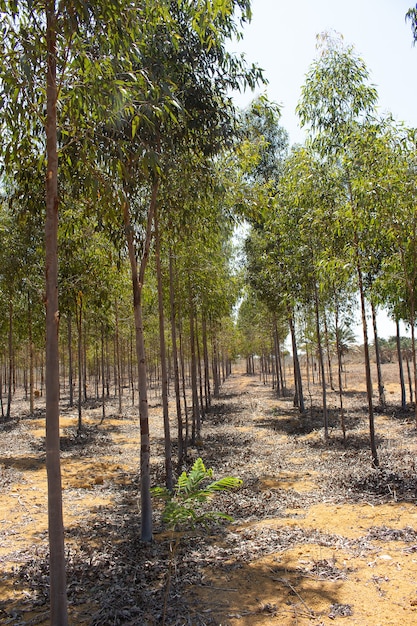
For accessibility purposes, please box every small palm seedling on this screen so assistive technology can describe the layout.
[152,457,243,531]
[152,457,242,624]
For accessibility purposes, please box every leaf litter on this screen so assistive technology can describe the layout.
[1,359,417,624]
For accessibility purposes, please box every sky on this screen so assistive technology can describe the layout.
[230,0,417,339]
[231,0,417,145]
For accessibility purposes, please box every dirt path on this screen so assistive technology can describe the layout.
[1,363,417,624]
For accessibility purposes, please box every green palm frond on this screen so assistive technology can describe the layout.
[152,457,242,531]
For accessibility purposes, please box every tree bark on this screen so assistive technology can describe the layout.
[289,312,304,413]
[355,237,379,467]
[371,301,386,408]
[77,295,83,432]
[45,3,68,621]
[202,312,211,409]
[6,298,13,419]
[314,282,328,438]
[169,249,184,466]
[189,283,200,443]
[115,300,122,415]
[395,319,406,409]
[122,177,159,541]
[154,209,173,491]
[67,313,73,407]
[28,295,34,414]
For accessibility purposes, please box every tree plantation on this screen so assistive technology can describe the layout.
[1,2,417,624]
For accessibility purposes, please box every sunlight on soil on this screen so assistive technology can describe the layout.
[1,358,417,624]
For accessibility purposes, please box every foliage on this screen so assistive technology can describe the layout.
[152,457,242,531]
[406,4,417,43]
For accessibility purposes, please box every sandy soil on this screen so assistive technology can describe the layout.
[1,358,417,625]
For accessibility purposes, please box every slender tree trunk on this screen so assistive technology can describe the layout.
[189,283,200,443]
[100,325,106,423]
[83,326,88,402]
[196,320,205,420]
[45,3,68,621]
[178,317,189,457]
[155,209,173,491]
[169,249,184,466]
[314,282,328,439]
[406,355,413,404]
[212,332,220,397]
[202,313,211,410]
[371,301,386,408]
[395,319,406,409]
[355,235,379,467]
[0,368,4,420]
[334,305,346,441]
[77,296,83,432]
[115,301,122,416]
[67,313,73,407]
[323,313,334,390]
[6,299,13,419]
[410,299,417,425]
[289,313,304,413]
[272,316,281,396]
[122,177,159,541]
[28,296,34,414]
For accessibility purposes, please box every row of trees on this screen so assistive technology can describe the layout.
[0,1,264,622]
[240,33,417,471]
[1,3,417,623]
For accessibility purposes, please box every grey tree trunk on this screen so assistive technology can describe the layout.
[169,249,184,466]
[371,301,386,408]
[395,319,406,409]
[155,210,173,490]
[122,178,159,541]
[314,282,328,439]
[45,2,68,621]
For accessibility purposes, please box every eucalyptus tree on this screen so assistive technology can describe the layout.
[297,32,381,466]
[0,0,170,620]
[277,146,335,434]
[368,124,417,422]
[406,4,417,41]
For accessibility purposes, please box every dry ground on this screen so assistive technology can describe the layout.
[1,358,417,625]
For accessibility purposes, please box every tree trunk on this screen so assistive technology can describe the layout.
[114,301,122,416]
[289,312,304,413]
[395,319,406,409]
[196,319,205,420]
[6,298,13,419]
[406,356,413,404]
[410,298,417,425]
[67,313,73,407]
[348,178,379,467]
[334,305,346,441]
[212,332,220,397]
[272,316,281,396]
[189,283,200,443]
[371,301,386,408]
[202,313,211,410]
[77,295,83,433]
[314,282,328,439]
[28,296,34,414]
[169,249,184,467]
[45,3,68,621]
[155,209,173,491]
[323,312,334,390]
[122,177,159,542]
[355,239,379,467]
[100,325,106,423]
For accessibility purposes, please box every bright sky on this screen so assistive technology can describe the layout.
[231,0,417,146]
[231,0,417,339]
